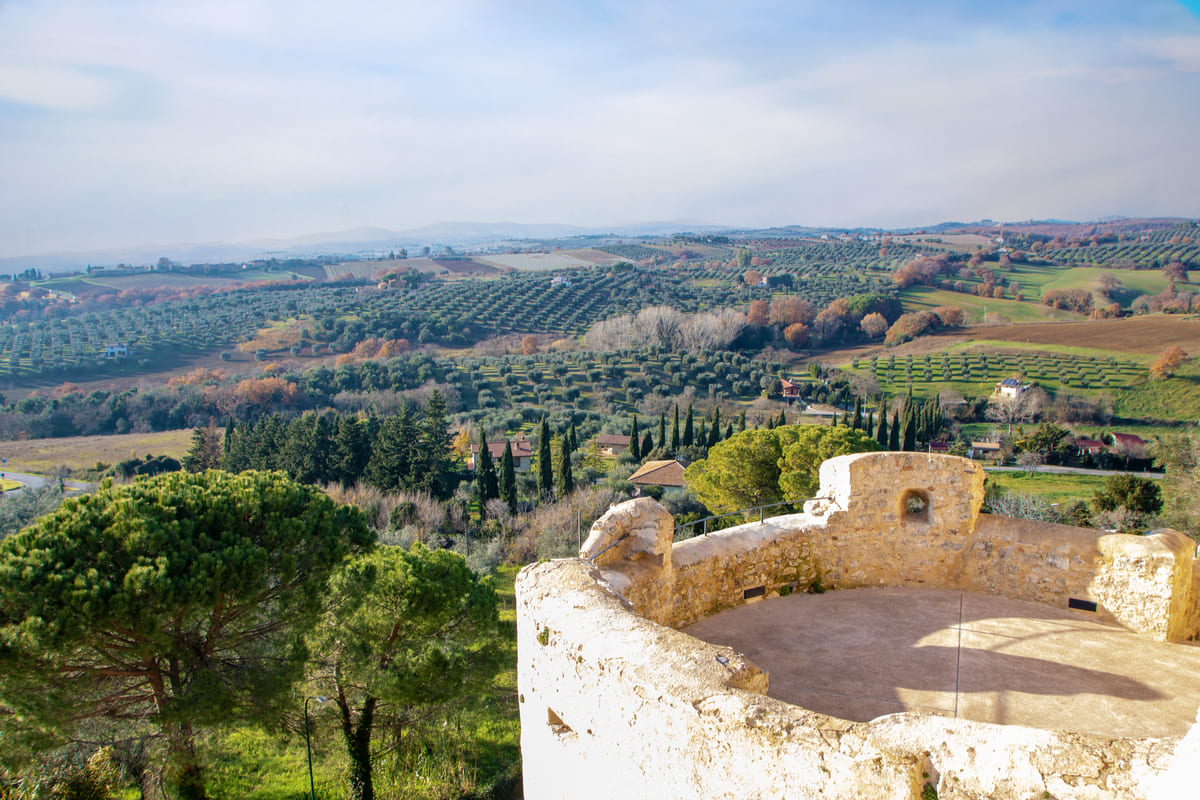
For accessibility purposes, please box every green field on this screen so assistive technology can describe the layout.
[984,470,1109,506]
[900,285,1078,324]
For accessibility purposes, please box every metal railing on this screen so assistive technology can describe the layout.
[673,500,804,539]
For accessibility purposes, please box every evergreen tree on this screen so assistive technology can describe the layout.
[556,435,574,496]
[738,409,747,432]
[902,403,917,452]
[641,431,654,456]
[475,430,499,513]
[629,415,641,460]
[671,406,680,451]
[866,410,874,438]
[536,417,553,500]
[658,412,666,451]
[852,397,863,431]
[569,423,578,452]
[707,408,721,447]
[888,410,901,451]
[365,406,418,492]
[777,408,787,427]
[725,423,734,440]
[333,416,371,488]
[697,419,708,449]
[683,404,695,447]
[416,390,454,499]
[223,418,235,461]
[499,442,517,513]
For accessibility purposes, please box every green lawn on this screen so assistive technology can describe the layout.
[984,470,1108,507]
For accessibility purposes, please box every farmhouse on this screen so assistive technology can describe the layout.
[595,434,631,456]
[995,377,1027,398]
[780,378,803,403]
[468,434,534,472]
[518,452,1200,799]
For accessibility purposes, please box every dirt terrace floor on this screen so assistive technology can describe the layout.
[683,587,1200,739]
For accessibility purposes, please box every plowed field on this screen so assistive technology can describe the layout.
[941,316,1200,355]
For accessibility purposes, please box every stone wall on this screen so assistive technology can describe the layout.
[517,558,1177,800]
[523,453,1200,799]
[580,453,1199,640]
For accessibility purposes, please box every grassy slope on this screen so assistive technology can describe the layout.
[900,285,1078,324]
[984,470,1108,506]
[0,429,194,474]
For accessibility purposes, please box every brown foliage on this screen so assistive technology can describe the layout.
[783,323,809,348]
[768,296,816,327]
[1041,288,1094,313]
[746,299,769,327]
[521,335,540,355]
[859,312,888,339]
[1150,346,1189,380]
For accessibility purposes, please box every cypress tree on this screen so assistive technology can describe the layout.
[707,408,721,447]
[875,409,889,448]
[725,423,734,440]
[629,415,641,460]
[671,406,680,451]
[696,419,707,449]
[556,435,574,496]
[777,408,787,427]
[682,404,694,447]
[737,409,746,432]
[866,410,874,438]
[475,430,499,511]
[641,431,653,456]
[537,417,553,500]
[223,418,235,461]
[852,397,863,430]
[888,410,901,451]
[902,405,917,452]
[569,423,578,452]
[658,412,666,450]
[499,442,517,513]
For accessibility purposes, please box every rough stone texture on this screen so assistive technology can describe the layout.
[519,454,1200,799]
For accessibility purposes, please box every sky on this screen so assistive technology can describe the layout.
[1,1,1199,258]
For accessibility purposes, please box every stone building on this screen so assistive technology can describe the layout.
[517,452,1200,800]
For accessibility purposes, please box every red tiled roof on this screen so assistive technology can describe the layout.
[629,459,686,487]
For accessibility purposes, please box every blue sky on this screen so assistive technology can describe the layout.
[0,1,1198,257]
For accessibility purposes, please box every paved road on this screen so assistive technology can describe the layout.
[0,471,94,494]
[984,464,1164,479]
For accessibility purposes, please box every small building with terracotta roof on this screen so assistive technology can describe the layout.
[596,434,632,456]
[629,459,686,489]
[469,434,535,472]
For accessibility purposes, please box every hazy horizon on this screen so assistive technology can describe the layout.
[2,1,1199,259]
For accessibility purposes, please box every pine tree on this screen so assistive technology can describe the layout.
[629,415,641,460]
[333,416,371,488]
[888,410,901,451]
[556,435,574,496]
[499,442,517,513]
[683,404,695,447]
[223,418,235,461]
[416,390,454,499]
[671,406,680,451]
[536,417,553,501]
[365,407,418,492]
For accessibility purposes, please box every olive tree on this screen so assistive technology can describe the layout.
[0,470,372,800]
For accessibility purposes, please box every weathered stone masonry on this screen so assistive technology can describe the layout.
[517,453,1200,799]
